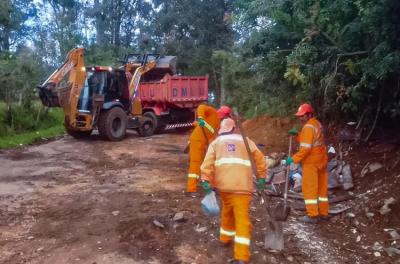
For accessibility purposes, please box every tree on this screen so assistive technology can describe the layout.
[0,0,37,52]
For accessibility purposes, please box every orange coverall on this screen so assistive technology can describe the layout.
[292,117,329,217]
[201,133,267,262]
[187,105,220,192]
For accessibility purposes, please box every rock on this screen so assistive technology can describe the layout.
[287,256,294,262]
[372,242,383,251]
[153,219,165,229]
[342,164,353,190]
[366,212,375,218]
[173,212,185,222]
[379,197,397,215]
[346,212,355,218]
[389,230,400,240]
[27,236,34,240]
[368,162,384,173]
[384,247,400,257]
[111,210,120,216]
[356,236,361,242]
[195,226,207,233]
[374,252,381,257]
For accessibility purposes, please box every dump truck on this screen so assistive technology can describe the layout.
[37,48,208,141]
[139,73,208,133]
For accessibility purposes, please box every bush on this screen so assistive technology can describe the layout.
[0,101,64,137]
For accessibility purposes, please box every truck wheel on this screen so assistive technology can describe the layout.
[138,116,156,137]
[98,107,127,141]
[144,111,165,133]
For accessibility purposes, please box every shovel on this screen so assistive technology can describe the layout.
[270,136,293,221]
[232,111,285,251]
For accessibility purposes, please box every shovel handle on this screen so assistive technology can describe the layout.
[283,136,293,204]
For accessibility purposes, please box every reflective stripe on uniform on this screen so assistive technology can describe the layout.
[304,199,318,205]
[303,124,323,147]
[188,173,199,179]
[215,157,251,167]
[318,197,328,202]
[300,142,312,148]
[220,228,236,237]
[304,124,318,133]
[234,236,250,246]
[204,121,215,134]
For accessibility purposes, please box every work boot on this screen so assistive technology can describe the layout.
[231,260,248,264]
[299,215,318,224]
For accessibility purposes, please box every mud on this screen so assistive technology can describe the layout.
[0,123,398,263]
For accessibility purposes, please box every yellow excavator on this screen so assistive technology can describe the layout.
[37,47,176,140]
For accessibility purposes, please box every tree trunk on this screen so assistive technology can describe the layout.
[220,62,225,106]
[94,0,107,46]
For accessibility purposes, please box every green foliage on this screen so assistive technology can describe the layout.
[0,101,64,137]
[0,125,65,149]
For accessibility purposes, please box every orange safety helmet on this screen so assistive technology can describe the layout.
[217,105,232,119]
[295,103,314,116]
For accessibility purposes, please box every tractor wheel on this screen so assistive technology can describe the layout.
[137,116,156,137]
[98,107,127,141]
[144,111,165,133]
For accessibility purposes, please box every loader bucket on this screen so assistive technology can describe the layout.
[145,56,177,81]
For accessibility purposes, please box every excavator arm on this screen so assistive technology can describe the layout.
[37,47,87,129]
[125,55,159,115]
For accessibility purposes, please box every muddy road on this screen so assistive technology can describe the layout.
[0,132,394,263]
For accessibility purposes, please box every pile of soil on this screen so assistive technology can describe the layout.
[242,115,297,154]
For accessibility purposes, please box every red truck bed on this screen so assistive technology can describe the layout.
[139,74,208,105]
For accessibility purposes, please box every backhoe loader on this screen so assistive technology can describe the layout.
[37,48,176,141]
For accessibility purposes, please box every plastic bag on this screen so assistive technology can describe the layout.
[201,191,220,217]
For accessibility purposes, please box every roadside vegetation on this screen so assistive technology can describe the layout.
[0,0,399,147]
[0,102,64,149]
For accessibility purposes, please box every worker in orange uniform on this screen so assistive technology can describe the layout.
[187,104,232,193]
[286,103,329,224]
[200,118,267,264]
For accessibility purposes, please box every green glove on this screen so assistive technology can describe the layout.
[202,181,212,194]
[288,127,299,136]
[198,118,206,127]
[256,178,266,191]
[286,156,294,165]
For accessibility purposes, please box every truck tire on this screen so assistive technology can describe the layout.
[98,107,127,141]
[137,116,156,137]
[144,111,165,133]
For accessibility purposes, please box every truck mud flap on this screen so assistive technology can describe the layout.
[165,122,194,130]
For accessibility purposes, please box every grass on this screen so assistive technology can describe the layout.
[0,125,65,149]
[0,101,66,149]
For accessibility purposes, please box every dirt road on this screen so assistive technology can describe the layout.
[0,132,395,263]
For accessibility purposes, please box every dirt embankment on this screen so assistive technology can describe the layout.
[244,114,400,262]
[242,115,296,154]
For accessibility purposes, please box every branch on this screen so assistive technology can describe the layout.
[365,86,383,142]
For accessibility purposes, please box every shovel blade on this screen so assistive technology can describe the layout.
[264,220,284,251]
[271,202,291,221]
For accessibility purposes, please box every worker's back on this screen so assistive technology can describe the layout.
[298,117,327,164]
[189,104,220,143]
